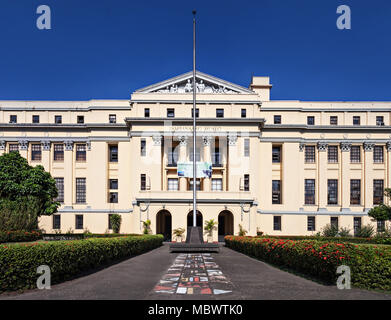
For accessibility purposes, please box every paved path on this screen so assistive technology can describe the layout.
[1,244,391,300]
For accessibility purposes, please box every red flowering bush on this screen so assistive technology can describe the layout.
[0,230,42,243]
[0,234,163,292]
[225,236,391,291]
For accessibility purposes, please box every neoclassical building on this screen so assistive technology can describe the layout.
[0,71,390,240]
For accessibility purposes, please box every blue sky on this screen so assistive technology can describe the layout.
[0,0,390,101]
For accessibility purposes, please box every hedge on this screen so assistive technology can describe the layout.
[225,236,391,291]
[0,230,42,243]
[256,235,391,245]
[0,234,163,292]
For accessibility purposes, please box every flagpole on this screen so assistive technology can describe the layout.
[192,10,197,228]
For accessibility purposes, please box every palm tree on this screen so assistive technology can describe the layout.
[204,219,218,242]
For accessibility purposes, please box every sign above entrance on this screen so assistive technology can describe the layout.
[177,162,212,178]
[166,126,222,132]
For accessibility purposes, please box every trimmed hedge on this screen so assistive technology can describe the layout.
[0,230,42,243]
[0,234,163,292]
[225,236,391,291]
[256,235,391,245]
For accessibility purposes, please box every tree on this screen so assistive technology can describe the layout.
[368,188,391,222]
[0,152,59,231]
[109,214,122,233]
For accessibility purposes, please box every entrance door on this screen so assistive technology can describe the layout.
[218,210,234,242]
[187,210,203,227]
[156,210,172,241]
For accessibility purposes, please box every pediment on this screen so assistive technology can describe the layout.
[135,71,254,94]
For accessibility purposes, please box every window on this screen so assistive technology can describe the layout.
[168,145,178,166]
[244,139,250,157]
[140,139,146,156]
[376,116,384,126]
[75,215,84,230]
[191,108,199,118]
[167,108,175,118]
[189,179,201,191]
[353,116,360,125]
[54,178,64,203]
[274,115,281,124]
[109,179,118,190]
[77,115,84,124]
[109,145,118,162]
[109,192,118,203]
[273,216,281,231]
[304,179,315,205]
[330,116,338,125]
[244,174,250,191]
[53,144,64,161]
[55,115,62,124]
[330,217,339,229]
[272,146,281,163]
[373,146,384,163]
[189,148,201,162]
[76,178,86,203]
[140,174,146,191]
[168,178,179,191]
[212,178,223,191]
[9,115,17,123]
[373,180,384,205]
[327,179,338,205]
[144,108,150,118]
[32,115,40,123]
[216,109,224,118]
[305,146,315,163]
[272,180,281,204]
[350,146,361,163]
[213,146,221,166]
[76,144,86,162]
[307,116,315,125]
[109,114,116,123]
[31,144,42,161]
[53,215,61,230]
[350,179,361,205]
[353,217,361,236]
[327,146,338,163]
[307,216,316,231]
[377,220,385,233]
[9,144,19,153]
[241,109,246,118]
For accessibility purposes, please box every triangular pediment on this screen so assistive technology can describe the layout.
[135,71,254,94]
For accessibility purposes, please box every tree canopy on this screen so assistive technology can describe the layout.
[0,152,59,216]
[368,188,391,221]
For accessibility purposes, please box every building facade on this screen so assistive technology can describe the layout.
[0,71,390,240]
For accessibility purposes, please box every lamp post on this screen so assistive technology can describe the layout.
[192,10,197,228]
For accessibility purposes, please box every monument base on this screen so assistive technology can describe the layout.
[169,226,219,253]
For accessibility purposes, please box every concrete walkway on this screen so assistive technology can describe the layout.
[1,244,391,300]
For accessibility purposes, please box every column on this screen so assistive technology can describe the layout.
[340,142,351,210]
[178,136,188,191]
[227,133,239,191]
[152,135,163,191]
[363,142,374,210]
[387,142,391,206]
[0,141,5,156]
[317,141,328,210]
[64,140,74,207]
[41,140,51,172]
[18,140,28,160]
[202,136,212,192]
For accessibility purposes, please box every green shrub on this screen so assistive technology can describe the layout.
[321,224,339,237]
[225,236,391,291]
[109,214,122,233]
[254,235,391,245]
[0,234,163,292]
[338,227,352,237]
[0,230,42,243]
[355,224,375,238]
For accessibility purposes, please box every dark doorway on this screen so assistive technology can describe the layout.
[218,210,234,242]
[156,210,172,241]
[187,210,203,227]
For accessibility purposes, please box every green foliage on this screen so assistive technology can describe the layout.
[0,199,41,231]
[110,214,122,233]
[142,219,151,234]
[225,236,391,291]
[238,224,247,236]
[368,204,391,221]
[254,235,391,245]
[0,230,42,243]
[172,227,185,239]
[321,224,339,237]
[204,219,217,236]
[0,234,163,292]
[338,227,352,237]
[355,224,375,238]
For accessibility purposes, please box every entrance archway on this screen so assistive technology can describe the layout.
[156,210,172,241]
[187,210,203,227]
[218,210,234,242]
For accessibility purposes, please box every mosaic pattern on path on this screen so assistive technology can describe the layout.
[153,253,233,295]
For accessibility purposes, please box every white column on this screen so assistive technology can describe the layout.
[202,136,212,192]
[178,136,188,191]
[64,140,74,207]
[340,142,351,210]
[317,142,328,210]
[363,142,374,210]
[18,140,29,160]
[0,141,5,156]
